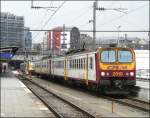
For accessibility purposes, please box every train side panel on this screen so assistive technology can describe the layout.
[52,57,65,77]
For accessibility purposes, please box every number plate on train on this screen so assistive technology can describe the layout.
[112,72,123,77]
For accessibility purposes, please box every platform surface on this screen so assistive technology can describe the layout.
[0,71,53,117]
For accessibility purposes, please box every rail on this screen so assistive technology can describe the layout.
[20,76,95,118]
[105,96,150,112]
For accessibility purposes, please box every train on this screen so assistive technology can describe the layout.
[20,61,34,74]
[21,47,136,94]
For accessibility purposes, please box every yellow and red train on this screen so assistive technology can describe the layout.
[21,47,136,94]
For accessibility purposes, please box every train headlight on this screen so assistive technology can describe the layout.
[106,72,109,76]
[126,72,129,76]
[130,72,134,76]
[101,72,105,76]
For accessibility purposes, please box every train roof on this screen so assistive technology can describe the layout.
[31,47,134,61]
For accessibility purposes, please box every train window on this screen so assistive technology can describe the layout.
[90,57,93,69]
[101,50,116,62]
[73,60,75,69]
[76,59,77,69]
[77,59,78,69]
[84,58,86,69]
[79,59,81,69]
[81,59,82,69]
[78,59,79,69]
[69,60,72,68]
[69,60,71,68]
[74,59,76,69]
[62,61,64,68]
[118,50,132,63]
[78,59,80,69]
[70,60,72,68]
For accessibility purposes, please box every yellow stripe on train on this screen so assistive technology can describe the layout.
[100,63,135,70]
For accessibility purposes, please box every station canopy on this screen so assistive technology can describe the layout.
[0,46,19,61]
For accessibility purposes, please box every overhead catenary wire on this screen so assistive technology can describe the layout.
[29,29,149,32]
[32,2,149,42]
[32,1,66,41]
[70,4,92,25]
[97,3,149,28]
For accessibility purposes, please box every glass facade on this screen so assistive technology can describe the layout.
[24,27,32,51]
[0,12,24,48]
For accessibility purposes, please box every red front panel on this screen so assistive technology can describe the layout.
[53,31,61,50]
[100,70,136,79]
[95,53,100,83]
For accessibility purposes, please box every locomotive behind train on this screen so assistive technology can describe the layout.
[21,47,136,94]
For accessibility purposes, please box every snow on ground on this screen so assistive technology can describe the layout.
[136,80,149,89]
[135,50,149,79]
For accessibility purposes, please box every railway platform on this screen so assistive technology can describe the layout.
[0,70,53,117]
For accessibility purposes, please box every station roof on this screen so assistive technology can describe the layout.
[0,46,19,61]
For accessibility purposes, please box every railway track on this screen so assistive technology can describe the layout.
[104,96,150,112]
[20,75,149,113]
[21,78,95,118]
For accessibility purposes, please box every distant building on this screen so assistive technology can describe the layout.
[0,12,24,48]
[24,27,32,51]
[97,36,149,49]
[32,43,42,52]
[80,34,93,50]
[70,27,80,50]
[80,34,149,50]
[42,26,80,56]
[46,26,70,52]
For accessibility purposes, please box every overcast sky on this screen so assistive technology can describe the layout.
[1,1,149,43]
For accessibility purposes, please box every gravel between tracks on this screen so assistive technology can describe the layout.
[21,75,149,117]
[23,79,93,118]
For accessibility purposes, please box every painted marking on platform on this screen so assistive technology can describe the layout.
[1,113,5,116]
[24,88,32,93]
[19,81,26,87]
[39,107,49,110]
[35,101,49,110]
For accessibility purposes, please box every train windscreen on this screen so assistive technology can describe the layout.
[118,50,132,63]
[100,49,133,63]
[101,50,116,62]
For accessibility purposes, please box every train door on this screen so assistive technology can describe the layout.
[88,55,96,81]
[64,57,68,81]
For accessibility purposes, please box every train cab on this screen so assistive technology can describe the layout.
[98,47,136,92]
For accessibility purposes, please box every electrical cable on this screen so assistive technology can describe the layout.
[98,3,149,27]
[32,1,66,42]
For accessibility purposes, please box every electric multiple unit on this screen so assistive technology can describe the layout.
[24,47,136,94]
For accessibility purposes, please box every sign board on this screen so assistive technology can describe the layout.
[0,53,13,59]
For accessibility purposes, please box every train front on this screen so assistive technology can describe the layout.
[98,47,136,94]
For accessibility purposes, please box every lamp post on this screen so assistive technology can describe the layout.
[117,25,121,47]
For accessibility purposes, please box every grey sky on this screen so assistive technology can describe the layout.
[1,1,149,43]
